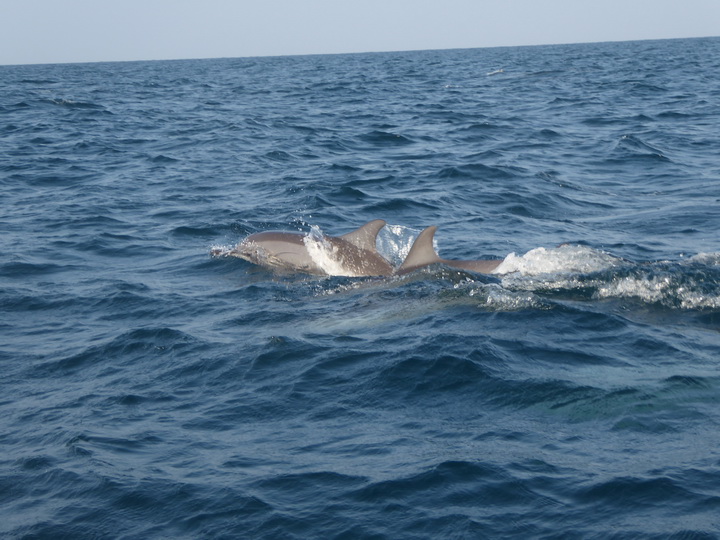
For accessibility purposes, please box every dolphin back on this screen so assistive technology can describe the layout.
[442,258,503,274]
[397,226,442,274]
[339,220,387,255]
[229,222,394,277]
[396,225,503,275]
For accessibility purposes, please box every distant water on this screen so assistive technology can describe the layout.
[2,37,720,538]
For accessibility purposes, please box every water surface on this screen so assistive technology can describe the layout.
[2,37,720,538]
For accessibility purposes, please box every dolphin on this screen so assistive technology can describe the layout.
[397,225,503,275]
[216,219,395,277]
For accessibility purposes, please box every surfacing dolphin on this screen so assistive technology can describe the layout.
[397,225,503,275]
[216,219,395,277]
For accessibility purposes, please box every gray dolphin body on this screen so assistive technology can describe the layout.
[397,225,503,275]
[221,219,395,276]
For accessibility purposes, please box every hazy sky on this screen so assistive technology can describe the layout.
[2,0,719,65]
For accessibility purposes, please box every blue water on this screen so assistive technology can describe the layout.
[2,37,720,538]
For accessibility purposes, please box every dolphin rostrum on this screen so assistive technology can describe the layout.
[217,219,395,277]
[397,225,503,275]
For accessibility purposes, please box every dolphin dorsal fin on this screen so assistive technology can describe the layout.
[340,219,386,252]
[397,226,442,274]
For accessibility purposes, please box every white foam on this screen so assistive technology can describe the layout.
[596,274,720,309]
[596,276,670,304]
[479,286,543,310]
[678,293,720,310]
[689,252,720,266]
[494,245,621,276]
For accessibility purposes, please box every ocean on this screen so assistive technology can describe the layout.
[1,37,719,538]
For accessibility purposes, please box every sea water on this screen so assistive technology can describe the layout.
[2,37,720,538]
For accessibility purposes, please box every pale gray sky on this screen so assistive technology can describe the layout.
[2,0,719,65]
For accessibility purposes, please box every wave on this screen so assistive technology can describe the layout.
[30,327,206,378]
[497,246,720,310]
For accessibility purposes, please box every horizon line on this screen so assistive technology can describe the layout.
[2,34,717,68]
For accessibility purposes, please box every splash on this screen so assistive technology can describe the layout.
[494,245,621,276]
[376,224,427,266]
[209,244,233,256]
[302,225,356,277]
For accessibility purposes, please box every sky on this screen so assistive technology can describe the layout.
[1,0,719,65]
